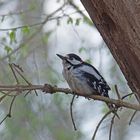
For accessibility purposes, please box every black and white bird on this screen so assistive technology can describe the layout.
[57,53,118,116]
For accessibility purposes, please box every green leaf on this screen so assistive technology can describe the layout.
[4,46,15,62]
[22,26,30,34]
[85,59,92,64]
[67,17,73,24]
[78,47,86,53]
[9,30,16,44]
[4,46,12,54]
[75,18,81,26]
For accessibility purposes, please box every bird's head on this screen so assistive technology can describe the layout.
[57,53,83,67]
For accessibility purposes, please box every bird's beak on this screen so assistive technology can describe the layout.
[56,54,66,60]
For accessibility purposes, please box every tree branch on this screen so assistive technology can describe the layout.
[0,84,140,111]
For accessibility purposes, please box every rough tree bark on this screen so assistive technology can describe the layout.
[80,0,140,100]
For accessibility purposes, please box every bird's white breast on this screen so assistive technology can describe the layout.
[62,67,93,95]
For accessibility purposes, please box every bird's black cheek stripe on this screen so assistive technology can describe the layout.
[67,66,72,70]
[66,60,73,65]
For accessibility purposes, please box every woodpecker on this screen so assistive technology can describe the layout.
[57,53,118,117]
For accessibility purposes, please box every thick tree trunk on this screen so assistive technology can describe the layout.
[81,0,140,100]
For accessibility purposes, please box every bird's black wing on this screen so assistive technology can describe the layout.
[79,62,110,97]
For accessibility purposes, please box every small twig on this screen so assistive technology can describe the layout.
[13,64,38,96]
[14,66,31,85]
[0,91,14,97]
[129,110,137,125]
[109,114,116,140]
[0,22,44,31]
[0,96,16,125]
[92,110,112,140]
[134,94,140,104]
[12,64,37,96]
[0,9,32,17]
[0,91,14,103]
[13,64,24,72]
[0,115,9,125]
[70,94,77,130]
[114,85,121,99]
[0,94,8,102]
[122,93,134,100]
[34,90,38,96]
[9,64,19,84]
[8,96,16,117]
[24,90,32,97]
